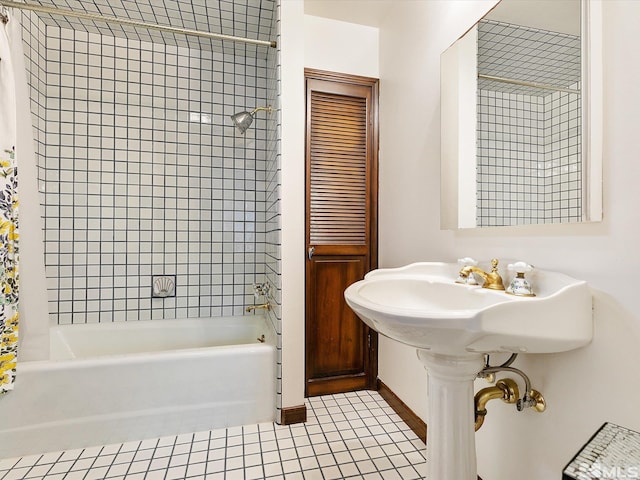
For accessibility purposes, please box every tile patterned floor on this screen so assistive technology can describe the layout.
[0,391,427,480]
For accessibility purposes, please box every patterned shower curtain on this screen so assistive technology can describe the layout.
[0,16,20,395]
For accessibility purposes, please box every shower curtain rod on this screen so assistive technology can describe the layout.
[0,0,276,48]
[478,74,580,95]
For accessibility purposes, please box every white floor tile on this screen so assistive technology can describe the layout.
[0,392,426,480]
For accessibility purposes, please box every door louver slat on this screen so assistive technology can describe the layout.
[309,92,368,246]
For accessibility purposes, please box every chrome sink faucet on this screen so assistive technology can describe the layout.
[458,258,505,291]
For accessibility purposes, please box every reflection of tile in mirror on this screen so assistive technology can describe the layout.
[476,20,581,227]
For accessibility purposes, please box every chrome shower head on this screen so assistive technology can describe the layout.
[230,105,272,134]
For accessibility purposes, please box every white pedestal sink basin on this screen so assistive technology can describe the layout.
[345,262,592,355]
[344,261,593,479]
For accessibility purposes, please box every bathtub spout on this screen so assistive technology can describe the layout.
[246,303,271,312]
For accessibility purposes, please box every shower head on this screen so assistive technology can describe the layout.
[230,105,272,134]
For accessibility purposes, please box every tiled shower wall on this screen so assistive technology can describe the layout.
[476,21,581,227]
[265,0,282,417]
[20,12,47,186]
[477,90,546,226]
[544,87,582,222]
[21,14,273,324]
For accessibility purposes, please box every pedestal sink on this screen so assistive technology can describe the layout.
[344,262,593,480]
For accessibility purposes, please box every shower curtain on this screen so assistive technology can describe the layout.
[0,16,20,395]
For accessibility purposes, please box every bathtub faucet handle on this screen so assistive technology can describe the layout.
[252,282,272,299]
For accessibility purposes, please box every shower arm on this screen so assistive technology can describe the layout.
[251,106,272,116]
[0,0,276,48]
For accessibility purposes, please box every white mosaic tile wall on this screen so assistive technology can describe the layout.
[19,7,277,324]
[544,85,582,223]
[477,20,582,227]
[477,90,546,226]
[264,0,282,417]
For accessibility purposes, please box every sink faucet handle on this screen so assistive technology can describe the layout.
[506,262,536,297]
[457,257,478,267]
[507,261,534,273]
[456,257,479,285]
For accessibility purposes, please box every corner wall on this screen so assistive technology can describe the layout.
[378,1,640,479]
[278,0,306,413]
[277,6,379,413]
[265,0,281,419]
[12,11,50,360]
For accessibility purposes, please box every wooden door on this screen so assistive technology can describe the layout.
[305,69,379,397]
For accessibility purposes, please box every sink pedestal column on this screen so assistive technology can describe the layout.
[417,351,485,480]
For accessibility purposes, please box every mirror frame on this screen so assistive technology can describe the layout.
[440,0,602,230]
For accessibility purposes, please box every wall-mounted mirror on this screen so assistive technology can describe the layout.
[441,0,602,229]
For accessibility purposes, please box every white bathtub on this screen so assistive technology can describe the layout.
[0,315,276,459]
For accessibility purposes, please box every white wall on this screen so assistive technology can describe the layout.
[378,1,640,479]
[279,0,306,412]
[278,4,379,411]
[304,15,379,77]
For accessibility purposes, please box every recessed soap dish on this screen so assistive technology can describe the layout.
[152,275,176,298]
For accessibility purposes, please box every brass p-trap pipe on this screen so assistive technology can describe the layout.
[474,378,519,431]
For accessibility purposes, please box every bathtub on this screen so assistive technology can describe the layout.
[0,315,276,459]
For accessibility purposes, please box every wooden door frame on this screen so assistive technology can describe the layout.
[304,68,379,395]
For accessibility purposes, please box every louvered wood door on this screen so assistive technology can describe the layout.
[305,70,378,397]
